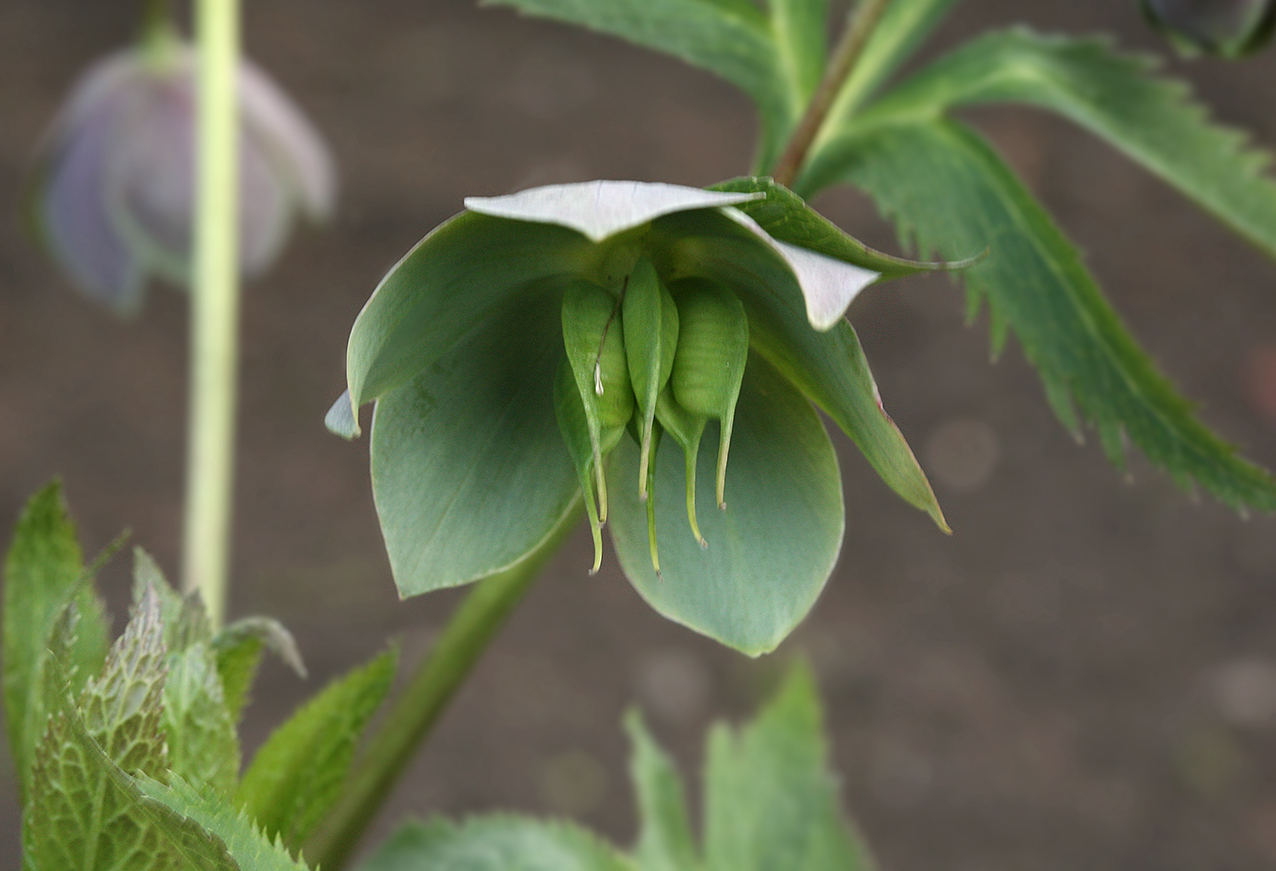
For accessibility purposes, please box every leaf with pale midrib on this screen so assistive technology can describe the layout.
[819,116,1276,510]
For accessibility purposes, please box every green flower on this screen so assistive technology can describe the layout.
[328,179,974,654]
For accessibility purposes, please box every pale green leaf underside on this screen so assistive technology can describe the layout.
[823,117,1276,510]
[703,664,875,871]
[812,27,1276,262]
[370,299,580,595]
[609,355,844,656]
[465,181,761,242]
[163,645,240,798]
[358,817,633,871]
[481,0,807,171]
[237,649,396,849]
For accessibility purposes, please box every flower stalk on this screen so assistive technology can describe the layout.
[181,0,241,628]
[305,504,581,871]
[771,0,895,188]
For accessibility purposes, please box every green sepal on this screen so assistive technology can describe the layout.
[370,298,580,595]
[610,355,844,656]
[622,257,680,500]
[236,647,397,849]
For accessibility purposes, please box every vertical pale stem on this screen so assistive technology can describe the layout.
[182,0,240,629]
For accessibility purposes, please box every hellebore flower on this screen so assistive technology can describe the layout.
[24,34,335,315]
[327,179,976,655]
[1141,0,1275,56]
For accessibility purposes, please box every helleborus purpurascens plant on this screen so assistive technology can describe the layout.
[1142,0,1276,55]
[24,27,335,315]
[327,179,976,655]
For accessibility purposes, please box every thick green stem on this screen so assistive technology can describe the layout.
[181,0,240,630]
[305,504,582,871]
[771,0,895,188]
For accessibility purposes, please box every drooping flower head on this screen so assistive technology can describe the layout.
[328,179,976,654]
[1141,0,1276,56]
[24,30,335,315]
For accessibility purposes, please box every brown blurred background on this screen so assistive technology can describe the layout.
[3,0,1276,868]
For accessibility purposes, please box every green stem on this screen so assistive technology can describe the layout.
[771,0,895,188]
[181,0,240,630]
[305,504,582,871]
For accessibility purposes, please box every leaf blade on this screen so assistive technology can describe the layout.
[819,117,1276,510]
[236,648,396,849]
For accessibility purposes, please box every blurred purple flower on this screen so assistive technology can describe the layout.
[25,38,335,315]
[1141,0,1276,56]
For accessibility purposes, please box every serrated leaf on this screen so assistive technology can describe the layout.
[703,664,874,871]
[133,772,314,871]
[624,712,697,871]
[24,586,171,871]
[213,616,307,722]
[481,0,800,171]
[164,644,240,798]
[132,547,211,652]
[815,116,1276,510]
[237,648,396,849]
[3,481,108,801]
[358,817,634,871]
[807,27,1276,265]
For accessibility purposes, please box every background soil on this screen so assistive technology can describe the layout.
[3,0,1276,868]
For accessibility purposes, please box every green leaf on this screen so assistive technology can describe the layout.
[3,481,108,801]
[24,586,171,871]
[213,617,307,722]
[237,648,396,849]
[341,211,594,425]
[624,712,697,871]
[609,355,844,656]
[819,117,1276,510]
[710,176,982,280]
[652,208,946,530]
[370,297,580,595]
[29,714,233,871]
[358,817,634,871]
[163,644,240,798]
[133,773,314,871]
[703,664,875,871]
[807,27,1276,264]
[481,0,799,171]
[132,547,210,652]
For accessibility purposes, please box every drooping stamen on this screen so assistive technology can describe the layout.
[645,426,663,578]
